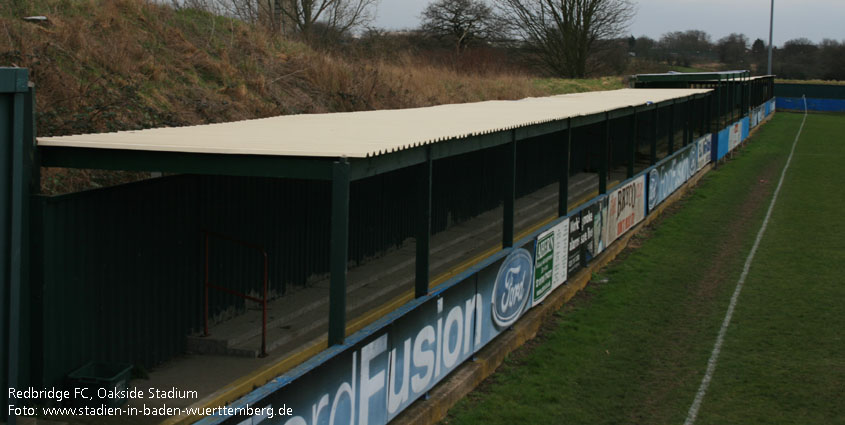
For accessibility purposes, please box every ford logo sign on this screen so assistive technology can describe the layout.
[648,168,659,211]
[491,248,534,328]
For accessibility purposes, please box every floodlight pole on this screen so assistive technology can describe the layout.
[767,0,774,75]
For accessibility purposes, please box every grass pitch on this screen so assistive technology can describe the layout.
[442,112,845,425]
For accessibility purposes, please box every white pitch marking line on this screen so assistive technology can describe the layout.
[684,97,808,425]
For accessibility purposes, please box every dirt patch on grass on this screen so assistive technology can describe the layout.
[628,158,783,424]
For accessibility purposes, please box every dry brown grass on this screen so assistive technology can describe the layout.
[0,0,624,194]
[776,79,845,85]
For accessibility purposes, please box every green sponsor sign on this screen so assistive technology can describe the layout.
[533,218,569,306]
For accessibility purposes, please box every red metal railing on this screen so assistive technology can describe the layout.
[202,230,269,357]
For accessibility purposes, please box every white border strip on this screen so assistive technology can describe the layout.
[684,96,808,425]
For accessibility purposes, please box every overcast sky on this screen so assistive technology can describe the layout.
[373,0,845,46]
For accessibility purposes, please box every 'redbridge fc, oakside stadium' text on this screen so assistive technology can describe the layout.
[9,386,198,402]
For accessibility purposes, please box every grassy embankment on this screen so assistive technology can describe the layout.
[443,113,845,424]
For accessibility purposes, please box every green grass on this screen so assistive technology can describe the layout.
[776,79,845,85]
[669,65,710,73]
[533,77,626,95]
[443,113,844,424]
[695,113,845,425]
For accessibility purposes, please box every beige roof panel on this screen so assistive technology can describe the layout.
[37,88,711,159]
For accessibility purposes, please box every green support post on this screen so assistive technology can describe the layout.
[415,149,431,298]
[628,108,636,178]
[682,100,689,147]
[503,135,516,248]
[599,113,608,194]
[717,77,722,129]
[728,77,736,125]
[650,107,658,165]
[2,68,31,425]
[687,96,694,144]
[329,158,350,346]
[558,120,571,217]
[668,101,675,154]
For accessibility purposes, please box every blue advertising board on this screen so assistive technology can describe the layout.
[716,126,730,160]
[741,117,750,142]
[647,143,698,213]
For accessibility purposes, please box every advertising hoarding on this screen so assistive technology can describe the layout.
[582,196,608,264]
[647,143,698,213]
[729,121,742,152]
[607,175,645,245]
[696,134,712,171]
[567,214,584,277]
[533,218,569,306]
[211,245,538,425]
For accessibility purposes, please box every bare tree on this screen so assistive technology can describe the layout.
[716,33,749,69]
[182,0,377,40]
[495,0,636,77]
[420,0,503,53]
[659,30,713,67]
[271,0,378,40]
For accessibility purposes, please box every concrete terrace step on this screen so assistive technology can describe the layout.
[186,172,607,358]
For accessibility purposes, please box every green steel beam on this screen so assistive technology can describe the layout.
[350,147,428,181]
[668,101,675,154]
[415,149,432,298]
[634,70,749,83]
[628,108,636,178]
[717,77,722,129]
[682,99,689,146]
[503,135,516,248]
[0,97,9,418]
[0,68,29,93]
[2,68,31,425]
[40,147,335,180]
[650,108,658,165]
[328,159,350,346]
[558,120,571,217]
[599,113,608,194]
[514,119,570,140]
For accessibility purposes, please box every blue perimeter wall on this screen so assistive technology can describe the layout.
[775,83,845,112]
[777,97,845,112]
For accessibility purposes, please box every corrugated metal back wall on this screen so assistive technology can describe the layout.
[31,116,649,388]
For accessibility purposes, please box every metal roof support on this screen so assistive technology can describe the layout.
[502,133,516,248]
[706,93,712,134]
[717,76,723,129]
[328,158,350,346]
[2,67,32,425]
[650,107,658,165]
[730,76,735,123]
[682,99,689,147]
[696,96,702,135]
[628,107,636,178]
[684,96,695,145]
[599,113,609,195]
[558,119,571,217]
[668,101,675,155]
[415,148,432,298]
